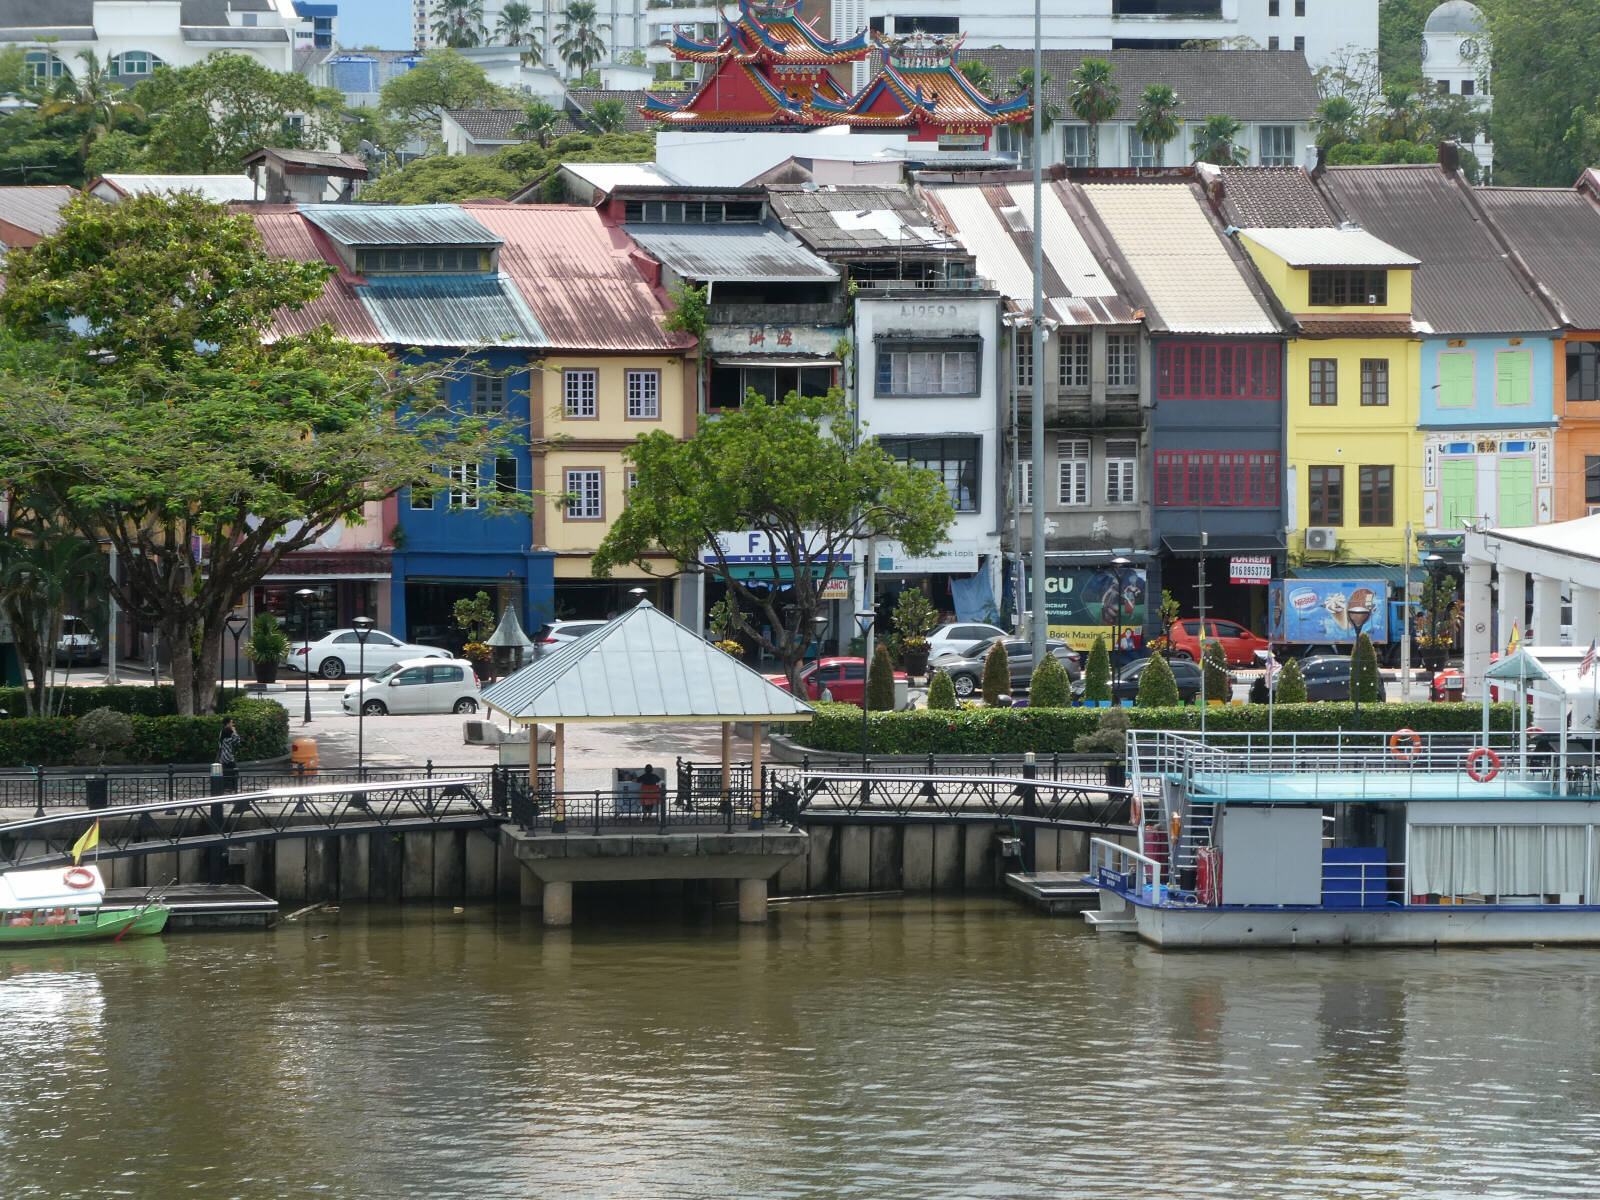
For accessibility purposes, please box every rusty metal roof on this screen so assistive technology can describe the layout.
[625,222,839,283]
[1474,185,1600,331]
[302,203,502,247]
[1315,165,1557,336]
[463,204,686,353]
[766,185,954,258]
[249,207,381,343]
[0,185,75,243]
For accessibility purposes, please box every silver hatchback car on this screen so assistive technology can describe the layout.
[341,656,482,716]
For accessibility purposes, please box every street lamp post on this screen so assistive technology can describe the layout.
[295,588,315,726]
[353,616,374,780]
[1348,600,1374,729]
[225,613,247,700]
[856,608,876,775]
[1110,555,1130,676]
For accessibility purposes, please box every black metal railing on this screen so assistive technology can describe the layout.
[508,758,760,832]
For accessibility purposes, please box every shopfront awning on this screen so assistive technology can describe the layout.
[1286,563,1411,589]
[1161,533,1286,556]
[711,356,842,368]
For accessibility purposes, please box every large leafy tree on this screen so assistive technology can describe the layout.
[378,48,518,147]
[0,195,520,715]
[36,50,145,169]
[1134,83,1180,167]
[1067,57,1120,165]
[1480,0,1597,185]
[590,391,954,691]
[0,518,103,716]
[554,2,611,79]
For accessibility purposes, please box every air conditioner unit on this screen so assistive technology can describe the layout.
[1305,527,1338,552]
[462,720,504,746]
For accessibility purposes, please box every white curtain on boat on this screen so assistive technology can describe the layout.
[1497,827,1542,895]
[1410,826,1452,896]
[1545,827,1587,898]
[1411,824,1592,899]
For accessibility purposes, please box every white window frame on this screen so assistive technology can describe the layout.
[1017,459,1033,509]
[448,462,478,510]
[1259,125,1296,167]
[1015,334,1033,390]
[1062,125,1092,168]
[1105,439,1138,506]
[1058,333,1090,388]
[564,369,598,418]
[1058,439,1091,507]
[564,469,603,519]
[625,370,660,419]
[1106,334,1140,389]
[1129,127,1158,168]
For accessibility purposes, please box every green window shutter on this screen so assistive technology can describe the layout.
[1495,350,1531,407]
[1437,352,1475,408]
[1440,458,1478,529]
[1496,457,1535,526]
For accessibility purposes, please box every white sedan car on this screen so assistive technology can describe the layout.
[293,628,451,679]
[342,657,482,716]
[927,621,1011,663]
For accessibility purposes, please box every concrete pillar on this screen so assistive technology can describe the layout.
[738,876,768,923]
[542,879,572,926]
[1464,558,1493,696]
[1497,567,1527,649]
[1532,573,1564,647]
[1572,585,1600,648]
[519,864,541,908]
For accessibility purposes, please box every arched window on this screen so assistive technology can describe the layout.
[110,51,166,78]
[23,51,70,83]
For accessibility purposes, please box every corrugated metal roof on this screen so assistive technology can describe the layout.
[0,185,75,239]
[360,273,546,349]
[463,204,686,352]
[561,162,685,191]
[1214,165,1337,229]
[766,185,951,256]
[1474,186,1600,330]
[625,223,839,283]
[1241,227,1419,268]
[95,173,260,202]
[1315,165,1557,335]
[480,602,815,723]
[1082,182,1279,335]
[302,203,501,247]
[249,208,382,343]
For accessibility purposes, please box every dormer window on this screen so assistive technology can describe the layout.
[355,247,493,273]
[1308,268,1388,306]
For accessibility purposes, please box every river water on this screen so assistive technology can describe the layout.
[3,897,1599,1199]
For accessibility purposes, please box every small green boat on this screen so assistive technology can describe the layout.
[0,865,170,946]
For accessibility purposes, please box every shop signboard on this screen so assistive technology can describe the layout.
[875,539,980,575]
[1025,565,1147,650]
[1269,578,1390,644]
[702,531,852,566]
[1229,556,1272,585]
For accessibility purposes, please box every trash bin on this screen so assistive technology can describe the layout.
[1444,680,1464,702]
[291,737,319,776]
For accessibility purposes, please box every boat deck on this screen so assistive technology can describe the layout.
[1187,770,1562,802]
[105,884,278,930]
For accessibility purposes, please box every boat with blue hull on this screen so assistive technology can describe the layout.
[1086,726,1600,948]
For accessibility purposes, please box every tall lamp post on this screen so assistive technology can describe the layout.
[1110,555,1131,676]
[1348,599,1374,730]
[295,587,315,725]
[856,608,876,774]
[353,616,374,780]
[225,613,247,699]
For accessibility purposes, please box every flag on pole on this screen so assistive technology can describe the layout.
[71,819,100,866]
[1581,638,1598,680]
[1506,621,1520,655]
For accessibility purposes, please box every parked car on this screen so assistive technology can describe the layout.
[538,619,609,646]
[768,656,908,705]
[935,637,1081,699]
[926,622,1010,659]
[341,657,482,716]
[293,628,451,679]
[55,615,101,666]
[1073,656,1204,704]
[1166,618,1270,667]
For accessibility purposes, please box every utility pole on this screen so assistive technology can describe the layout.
[1028,0,1047,659]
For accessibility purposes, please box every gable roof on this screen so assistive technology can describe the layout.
[480,601,815,723]
[1211,165,1337,228]
[1241,226,1418,269]
[443,107,580,143]
[301,203,500,247]
[0,185,75,247]
[566,89,656,134]
[242,147,370,177]
[965,48,1320,124]
[1314,164,1557,335]
[1473,185,1600,331]
[91,173,260,202]
[1081,180,1279,335]
[249,205,381,342]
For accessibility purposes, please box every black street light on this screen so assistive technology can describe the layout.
[295,587,315,725]
[353,615,374,780]
[225,612,248,699]
[855,608,876,775]
[1110,554,1131,676]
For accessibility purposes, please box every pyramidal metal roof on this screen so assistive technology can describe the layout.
[479,601,815,724]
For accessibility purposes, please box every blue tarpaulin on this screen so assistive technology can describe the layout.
[950,572,999,623]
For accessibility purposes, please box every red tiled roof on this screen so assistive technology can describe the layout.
[461,204,690,354]
[1295,314,1418,338]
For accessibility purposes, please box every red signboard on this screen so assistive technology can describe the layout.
[1229,556,1272,585]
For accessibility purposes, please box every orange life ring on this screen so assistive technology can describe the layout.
[1389,728,1422,760]
[63,866,95,889]
[1466,747,1501,783]
[1130,793,1143,825]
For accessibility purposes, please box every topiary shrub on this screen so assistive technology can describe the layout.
[1350,633,1383,705]
[1136,652,1180,707]
[1202,639,1229,703]
[926,668,958,710]
[982,640,1011,706]
[1029,653,1071,707]
[1276,656,1307,704]
[1073,706,1130,754]
[1082,635,1111,704]
[866,643,896,712]
[74,707,134,766]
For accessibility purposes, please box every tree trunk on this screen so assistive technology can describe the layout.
[195,624,222,715]
[166,617,196,716]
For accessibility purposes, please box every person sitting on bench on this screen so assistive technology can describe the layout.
[638,764,663,812]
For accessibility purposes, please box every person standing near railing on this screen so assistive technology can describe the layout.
[218,718,240,793]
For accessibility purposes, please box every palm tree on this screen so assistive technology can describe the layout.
[1313,96,1359,152]
[495,2,544,63]
[956,59,993,97]
[1007,68,1061,164]
[36,50,145,168]
[1379,82,1418,142]
[1134,83,1181,168]
[514,99,561,147]
[431,0,488,48]
[586,98,626,134]
[0,525,103,716]
[1068,57,1120,166]
[554,2,610,79]
[1190,113,1248,165]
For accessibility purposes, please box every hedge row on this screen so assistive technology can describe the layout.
[0,697,288,768]
[784,701,1521,756]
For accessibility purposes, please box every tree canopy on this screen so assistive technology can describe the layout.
[591,391,954,689]
[379,48,520,146]
[360,131,653,203]
[1481,0,1600,185]
[0,195,522,715]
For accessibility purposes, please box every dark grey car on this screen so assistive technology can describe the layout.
[1074,656,1204,703]
[938,637,1082,698]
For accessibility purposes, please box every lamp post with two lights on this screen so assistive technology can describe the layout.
[294,588,315,725]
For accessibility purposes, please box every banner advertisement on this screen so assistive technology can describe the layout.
[1269,578,1390,644]
[1026,565,1147,650]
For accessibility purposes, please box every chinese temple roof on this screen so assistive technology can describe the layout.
[810,34,1031,132]
[668,0,871,65]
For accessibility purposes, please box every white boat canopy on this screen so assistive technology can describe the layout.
[0,864,105,909]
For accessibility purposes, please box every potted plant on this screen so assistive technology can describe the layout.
[1417,574,1462,672]
[243,614,290,684]
[891,590,937,676]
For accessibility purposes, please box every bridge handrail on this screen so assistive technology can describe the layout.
[797,770,1132,795]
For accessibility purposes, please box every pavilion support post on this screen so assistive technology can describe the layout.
[542,879,573,926]
[738,876,768,923]
[721,722,732,811]
[553,722,566,833]
[749,721,764,830]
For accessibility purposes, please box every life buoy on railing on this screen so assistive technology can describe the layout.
[1389,728,1422,760]
[63,866,95,889]
[1466,747,1501,783]
[1130,792,1143,825]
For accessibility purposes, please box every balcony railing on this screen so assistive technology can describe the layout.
[853,276,995,294]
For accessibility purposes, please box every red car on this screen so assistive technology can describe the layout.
[769,656,907,704]
[1166,618,1271,667]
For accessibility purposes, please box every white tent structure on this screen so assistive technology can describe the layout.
[1482,646,1600,789]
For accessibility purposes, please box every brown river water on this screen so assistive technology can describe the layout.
[3,896,1599,1199]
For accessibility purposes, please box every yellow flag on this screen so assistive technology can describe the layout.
[71,819,100,866]
[1506,622,1521,656]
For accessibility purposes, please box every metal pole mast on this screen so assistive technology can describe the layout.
[1029,0,1047,659]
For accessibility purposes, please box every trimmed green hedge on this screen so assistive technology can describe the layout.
[0,695,288,767]
[785,701,1521,755]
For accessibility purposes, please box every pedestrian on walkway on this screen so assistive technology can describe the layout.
[219,717,241,791]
